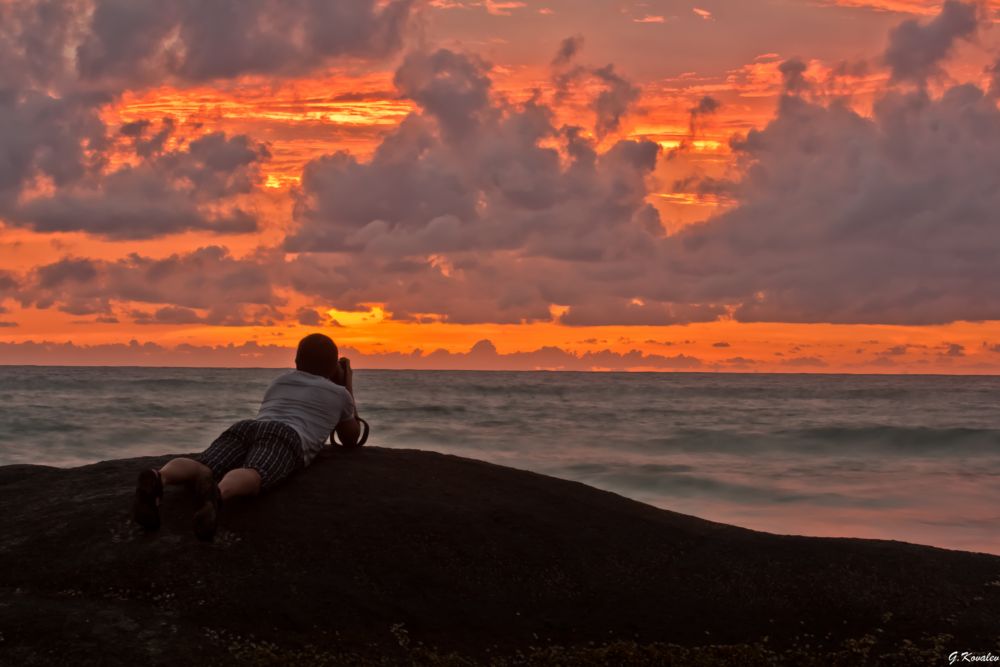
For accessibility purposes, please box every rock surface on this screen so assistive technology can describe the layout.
[1,447,999,665]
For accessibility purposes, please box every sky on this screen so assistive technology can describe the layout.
[3,0,1000,372]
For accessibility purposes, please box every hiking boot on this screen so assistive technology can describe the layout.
[193,475,222,542]
[132,469,163,531]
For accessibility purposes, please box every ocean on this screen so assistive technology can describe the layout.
[1,366,998,555]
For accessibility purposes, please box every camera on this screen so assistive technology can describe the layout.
[333,357,350,386]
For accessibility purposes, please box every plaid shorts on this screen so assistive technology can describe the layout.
[198,419,303,491]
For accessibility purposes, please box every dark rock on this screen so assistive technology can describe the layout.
[1,447,998,665]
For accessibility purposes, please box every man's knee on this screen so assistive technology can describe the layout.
[242,467,263,487]
[159,457,212,485]
[219,467,263,498]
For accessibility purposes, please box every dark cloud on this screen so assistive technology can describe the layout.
[989,58,1000,97]
[119,120,151,138]
[552,35,584,68]
[75,0,416,85]
[0,0,414,242]
[130,303,280,327]
[549,39,641,138]
[74,0,178,84]
[3,0,415,93]
[286,48,664,325]
[883,0,979,84]
[667,74,1000,324]
[0,2,80,91]
[0,272,18,297]
[940,343,966,357]
[36,259,99,290]
[670,95,722,159]
[6,2,1000,333]
[10,131,268,239]
[0,3,112,214]
[331,91,399,102]
[0,91,109,209]
[671,175,737,200]
[120,117,175,158]
[591,64,641,138]
[393,49,494,143]
[558,300,724,327]
[778,58,810,94]
[828,60,870,81]
[284,5,1000,328]
[690,95,721,120]
[132,306,204,325]
[22,247,282,321]
[296,308,323,326]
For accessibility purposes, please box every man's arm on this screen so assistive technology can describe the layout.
[334,416,362,448]
[331,357,363,448]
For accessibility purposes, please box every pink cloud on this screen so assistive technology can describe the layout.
[483,1,527,16]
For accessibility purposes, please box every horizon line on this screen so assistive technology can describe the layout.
[2,363,998,378]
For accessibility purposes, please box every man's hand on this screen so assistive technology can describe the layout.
[330,357,360,447]
[332,357,352,389]
[338,358,353,395]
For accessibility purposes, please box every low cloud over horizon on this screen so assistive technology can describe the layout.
[5,334,1000,374]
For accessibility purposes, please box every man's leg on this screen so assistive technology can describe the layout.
[132,458,215,532]
[191,467,259,542]
[189,422,256,542]
[159,457,212,486]
[240,421,303,498]
[133,420,253,534]
[218,468,262,501]
[192,421,298,541]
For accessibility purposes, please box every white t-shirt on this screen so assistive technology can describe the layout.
[255,369,356,465]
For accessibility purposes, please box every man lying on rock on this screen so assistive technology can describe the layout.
[131,333,362,541]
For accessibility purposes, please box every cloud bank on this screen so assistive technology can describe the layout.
[669,3,1000,324]
[0,0,415,238]
[4,0,1000,335]
[283,1,1000,327]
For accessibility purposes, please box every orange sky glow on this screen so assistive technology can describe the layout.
[3,0,1000,372]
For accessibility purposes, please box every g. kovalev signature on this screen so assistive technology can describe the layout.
[949,651,1000,664]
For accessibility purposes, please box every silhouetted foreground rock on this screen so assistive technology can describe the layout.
[1,447,999,665]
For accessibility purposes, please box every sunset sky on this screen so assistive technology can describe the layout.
[3,0,1000,372]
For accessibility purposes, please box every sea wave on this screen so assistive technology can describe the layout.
[779,425,1000,454]
[2,366,999,552]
